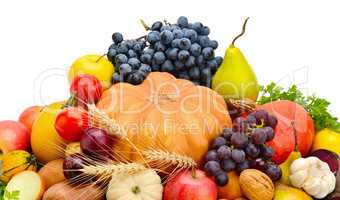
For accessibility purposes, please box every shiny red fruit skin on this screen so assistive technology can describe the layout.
[70,74,103,107]
[55,107,88,142]
[18,105,42,132]
[80,128,113,159]
[258,100,315,164]
[0,120,30,153]
[266,120,295,164]
[164,169,217,200]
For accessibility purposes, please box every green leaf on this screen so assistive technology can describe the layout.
[3,190,20,200]
[0,181,6,200]
[258,82,340,131]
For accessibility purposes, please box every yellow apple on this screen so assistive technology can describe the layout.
[274,183,312,200]
[31,102,66,164]
[312,128,340,154]
[68,54,114,90]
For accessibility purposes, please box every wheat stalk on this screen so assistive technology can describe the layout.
[142,149,197,169]
[80,149,197,179]
[227,98,256,113]
[87,104,127,138]
[81,162,146,178]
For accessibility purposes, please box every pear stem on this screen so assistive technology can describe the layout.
[231,17,250,46]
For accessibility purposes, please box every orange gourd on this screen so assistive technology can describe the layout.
[96,72,232,164]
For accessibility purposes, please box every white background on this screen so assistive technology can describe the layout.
[0,0,339,120]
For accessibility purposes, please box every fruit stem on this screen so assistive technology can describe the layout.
[140,19,150,31]
[63,93,77,109]
[135,35,147,41]
[132,186,141,194]
[163,20,171,26]
[95,54,107,63]
[191,169,197,179]
[231,17,250,46]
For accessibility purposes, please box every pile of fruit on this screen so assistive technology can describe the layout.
[0,16,339,200]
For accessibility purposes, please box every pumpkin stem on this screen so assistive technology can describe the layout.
[131,186,141,194]
[26,154,38,169]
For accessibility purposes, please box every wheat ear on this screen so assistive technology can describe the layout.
[87,104,127,138]
[81,162,146,178]
[143,149,197,169]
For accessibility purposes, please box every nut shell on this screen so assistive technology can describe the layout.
[239,169,274,200]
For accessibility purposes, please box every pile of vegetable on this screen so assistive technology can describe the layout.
[0,16,339,200]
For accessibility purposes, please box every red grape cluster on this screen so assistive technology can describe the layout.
[203,110,282,186]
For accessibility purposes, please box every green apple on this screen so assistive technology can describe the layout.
[68,54,114,90]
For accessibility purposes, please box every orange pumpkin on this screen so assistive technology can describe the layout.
[96,72,232,164]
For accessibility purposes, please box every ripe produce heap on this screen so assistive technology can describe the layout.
[0,16,339,200]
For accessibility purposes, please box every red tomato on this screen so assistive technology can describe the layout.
[70,74,103,108]
[55,107,89,142]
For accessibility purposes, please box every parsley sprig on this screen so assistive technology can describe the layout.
[0,181,6,200]
[258,82,340,132]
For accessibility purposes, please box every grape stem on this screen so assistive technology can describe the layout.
[135,35,147,41]
[163,20,171,26]
[231,17,250,46]
[140,19,150,31]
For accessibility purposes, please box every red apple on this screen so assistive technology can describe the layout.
[0,120,30,153]
[164,169,217,200]
[19,106,42,132]
[258,100,315,164]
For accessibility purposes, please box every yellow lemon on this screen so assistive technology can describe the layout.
[312,128,340,154]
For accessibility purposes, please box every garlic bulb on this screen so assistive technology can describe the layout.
[289,157,336,199]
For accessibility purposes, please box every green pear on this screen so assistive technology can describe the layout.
[212,18,259,101]
[279,149,302,185]
[274,183,313,200]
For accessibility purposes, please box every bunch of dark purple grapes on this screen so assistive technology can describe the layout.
[107,16,223,86]
[108,34,150,85]
[203,110,282,186]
